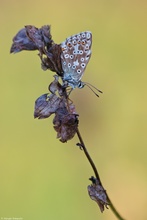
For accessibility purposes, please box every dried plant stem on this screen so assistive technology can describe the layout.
[76,128,126,220]
[76,128,101,183]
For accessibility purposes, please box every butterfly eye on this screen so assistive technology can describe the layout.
[78,81,84,88]
[78,40,81,44]
[68,63,71,67]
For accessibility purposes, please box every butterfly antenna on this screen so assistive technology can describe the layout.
[84,82,103,97]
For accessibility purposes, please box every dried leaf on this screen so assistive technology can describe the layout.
[34,89,78,142]
[48,75,63,96]
[25,25,45,49]
[41,44,63,75]
[53,103,79,142]
[25,25,52,56]
[34,93,62,119]
[40,25,53,48]
[10,28,37,53]
[25,25,63,75]
[88,176,109,212]
[10,25,63,76]
[10,25,53,53]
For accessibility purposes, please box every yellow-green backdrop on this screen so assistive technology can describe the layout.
[1,0,147,219]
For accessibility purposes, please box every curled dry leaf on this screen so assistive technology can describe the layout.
[34,93,79,142]
[10,28,38,53]
[10,25,53,54]
[34,75,79,142]
[88,176,109,212]
[53,104,79,143]
[41,43,63,75]
[10,25,63,75]
[25,25,53,50]
[39,25,53,48]
[34,93,62,119]
[48,75,63,96]
[25,25,45,49]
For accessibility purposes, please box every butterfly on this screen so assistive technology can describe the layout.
[60,31,92,89]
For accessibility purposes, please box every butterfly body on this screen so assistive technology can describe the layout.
[60,31,92,89]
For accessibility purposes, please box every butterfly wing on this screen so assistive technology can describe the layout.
[60,31,92,88]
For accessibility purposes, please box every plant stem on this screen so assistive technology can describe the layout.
[76,128,126,220]
[76,128,101,184]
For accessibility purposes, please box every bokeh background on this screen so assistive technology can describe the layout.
[1,0,147,219]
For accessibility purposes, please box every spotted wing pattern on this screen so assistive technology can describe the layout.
[60,31,92,88]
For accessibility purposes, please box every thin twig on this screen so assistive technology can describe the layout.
[76,128,101,184]
[76,128,126,220]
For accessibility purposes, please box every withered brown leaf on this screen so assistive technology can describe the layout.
[53,104,79,143]
[10,28,38,53]
[34,76,79,142]
[88,176,109,212]
[34,93,62,119]
[10,25,63,76]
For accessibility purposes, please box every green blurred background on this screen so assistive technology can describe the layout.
[1,0,147,219]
